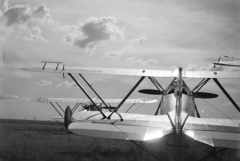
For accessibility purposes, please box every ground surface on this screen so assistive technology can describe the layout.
[0,119,239,161]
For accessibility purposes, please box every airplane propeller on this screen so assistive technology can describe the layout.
[138,89,163,95]
[193,92,218,99]
[64,106,73,130]
[138,89,218,99]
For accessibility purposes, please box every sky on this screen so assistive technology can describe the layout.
[0,0,240,120]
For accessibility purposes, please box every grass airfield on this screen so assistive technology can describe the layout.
[0,119,239,161]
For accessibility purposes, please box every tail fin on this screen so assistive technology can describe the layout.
[64,106,72,129]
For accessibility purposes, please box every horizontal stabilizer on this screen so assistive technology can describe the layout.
[184,116,240,149]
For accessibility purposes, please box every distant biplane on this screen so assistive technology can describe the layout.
[22,61,240,161]
[213,55,240,68]
[21,97,157,120]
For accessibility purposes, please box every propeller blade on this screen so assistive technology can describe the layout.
[138,89,163,95]
[64,106,73,130]
[194,92,218,99]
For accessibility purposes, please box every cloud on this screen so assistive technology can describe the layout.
[37,80,52,86]
[0,2,55,40]
[184,63,213,71]
[129,33,147,44]
[63,17,125,52]
[55,80,83,88]
[0,0,8,12]
[24,26,48,42]
[125,57,158,65]
[1,3,52,27]
[104,46,136,58]
[24,34,48,42]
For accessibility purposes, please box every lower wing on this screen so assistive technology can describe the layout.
[22,97,157,104]
[184,116,240,149]
[69,111,173,141]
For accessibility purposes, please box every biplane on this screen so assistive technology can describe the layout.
[21,96,157,122]
[22,61,240,161]
[213,55,240,68]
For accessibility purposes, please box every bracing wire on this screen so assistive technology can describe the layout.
[128,95,160,113]
[200,98,240,126]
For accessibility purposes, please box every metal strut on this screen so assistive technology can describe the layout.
[148,77,162,91]
[79,74,111,111]
[154,97,163,115]
[68,73,107,118]
[192,78,206,92]
[152,77,164,91]
[213,78,240,112]
[49,102,63,117]
[55,102,64,113]
[72,103,81,112]
[193,78,211,93]
[107,76,145,120]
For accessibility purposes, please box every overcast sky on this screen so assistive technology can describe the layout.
[0,0,240,120]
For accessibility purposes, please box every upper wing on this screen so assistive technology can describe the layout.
[22,66,240,79]
[22,97,157,104]
[70,111,173,141]
[183,116,240,149]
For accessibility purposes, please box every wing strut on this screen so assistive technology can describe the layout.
[213,78,240,112]
[148,77,164,91]
[72,103,81,112]
[107,76,145,120]
[193,100,201,118]
[49,102,63,117]
[68,73,107,119]
[154,97,163,115]
[79,74,111,111]
[192,78,211,92]
[148,77,164,115]
[55,102,64,113]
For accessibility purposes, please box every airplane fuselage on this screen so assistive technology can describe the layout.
[158,78,196,161]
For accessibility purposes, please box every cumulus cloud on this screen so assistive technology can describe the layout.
[104,46,136,58]
[0,1,55,41]
[63,17,125,52]
[24,34,48,42]
[125,57,158,65]
[184,63,212,71]
[1,3,52,27]
[24,26,48,42]
[37,80,52,86]
[129,33,147,44]
[55,80,83,88]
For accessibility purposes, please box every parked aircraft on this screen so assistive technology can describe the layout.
[21,97,157,118]
[22,62,240,161]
